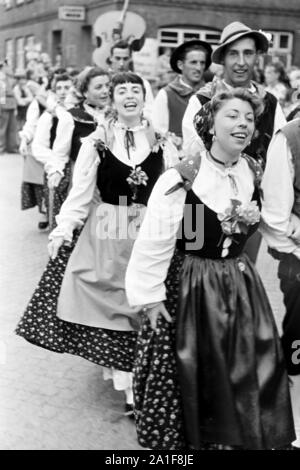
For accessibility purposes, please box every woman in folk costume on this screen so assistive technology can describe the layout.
[30,73,73,229]
[16,72,179,416]
[19,82,50,230]
[125,88,295,448]
[33,67,110,229]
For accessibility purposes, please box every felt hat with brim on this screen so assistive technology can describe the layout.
[170,39,212,73]
[212,21,269,64]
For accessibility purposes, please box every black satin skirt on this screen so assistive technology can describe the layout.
[133,249,295,450]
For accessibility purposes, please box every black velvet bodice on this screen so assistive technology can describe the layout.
[176,187,261,259]
[96,148,164,206]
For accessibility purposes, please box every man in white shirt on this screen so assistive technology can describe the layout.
[261,118,300,449]
[182,22,286,164]
[152,40,212,140]
[182,21,287,263]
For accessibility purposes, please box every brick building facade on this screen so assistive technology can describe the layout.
[1,0,300,76]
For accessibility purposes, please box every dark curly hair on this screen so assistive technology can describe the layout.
[193,88,264,150]
[78,67,109,96]
[109,72,146,100]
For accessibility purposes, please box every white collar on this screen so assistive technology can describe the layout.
[114,119,148,132]
[222,80,257,94]
[179,77,193,90]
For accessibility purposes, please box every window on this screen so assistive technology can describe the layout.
[16,37,25,72]
[261,31,293,68]
[158,27,221,55]
[5,39,14,69]
[4,0,13,9]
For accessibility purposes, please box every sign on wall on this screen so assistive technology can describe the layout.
[58,6,86,21]
[132,38,159,81]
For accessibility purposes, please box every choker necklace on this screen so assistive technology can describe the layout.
[209,151,239,168]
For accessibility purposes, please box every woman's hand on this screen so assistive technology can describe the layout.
[48,236,65,260]
[48,172,62,189]
[19,139,28,157]
[287,213,300,245]
[144,302,172,332]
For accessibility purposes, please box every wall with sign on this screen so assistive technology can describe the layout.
[132,38,158,82]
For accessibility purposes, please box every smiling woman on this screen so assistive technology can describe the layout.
[16,71,179,419]
[125,88,295,450]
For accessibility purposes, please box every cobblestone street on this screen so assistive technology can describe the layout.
[0,153,284,450]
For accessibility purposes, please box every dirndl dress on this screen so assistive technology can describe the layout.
[133,188,296,450]
[16,146,164,372]
[21,151,45,213]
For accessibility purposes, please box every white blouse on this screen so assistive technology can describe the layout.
[49,123,179,242]
[43,104,106,177]
[260,130,300,259]
[19,99,40,143]
[125,152,255,307]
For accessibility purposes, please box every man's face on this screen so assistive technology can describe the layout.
[178,49,207,87]
[110,47,131,72]
[223,37,257,87]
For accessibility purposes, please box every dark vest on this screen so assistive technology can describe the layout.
[165,85,193,137]
[281,118,300,217]
[69,107,97,162]
[197,91,277,168]
[96,148,164,206]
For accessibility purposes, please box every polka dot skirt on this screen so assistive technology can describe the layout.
[16,237,137,373]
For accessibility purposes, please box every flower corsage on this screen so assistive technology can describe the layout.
[217,199,261,257]
[126,166,149,201]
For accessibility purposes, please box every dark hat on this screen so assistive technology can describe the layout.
[170,40,212,73]
[212,22,269,64]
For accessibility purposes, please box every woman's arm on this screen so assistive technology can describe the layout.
[31,111,54,165]
[44,107,75,177]
[49,137,100,244]
[125,168,186,307]
[260,130,300,257]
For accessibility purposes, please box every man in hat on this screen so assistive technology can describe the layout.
[0,60,18,154]
[182,21,286,166]
[182,21,287,263]
[152,40,212,141]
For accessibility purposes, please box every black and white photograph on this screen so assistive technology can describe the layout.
[0,0,300,453]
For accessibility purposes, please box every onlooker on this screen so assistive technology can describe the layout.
[264,61,290,108]
[13,72,33,130]
[0,60,18,154]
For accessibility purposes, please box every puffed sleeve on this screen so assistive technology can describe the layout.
[182,95,206,156]
[19,99,40,143]
[49,136,100,242]
[162,136,180,169]
[125,168,186,306]
[44,107,75,176]
[31,111,54,165]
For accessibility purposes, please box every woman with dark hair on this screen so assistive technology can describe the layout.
[264,61,291,107]
[126,88,295,448]
[39,67,111,228]
[20,72,72,230]
[16,72,178,416]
